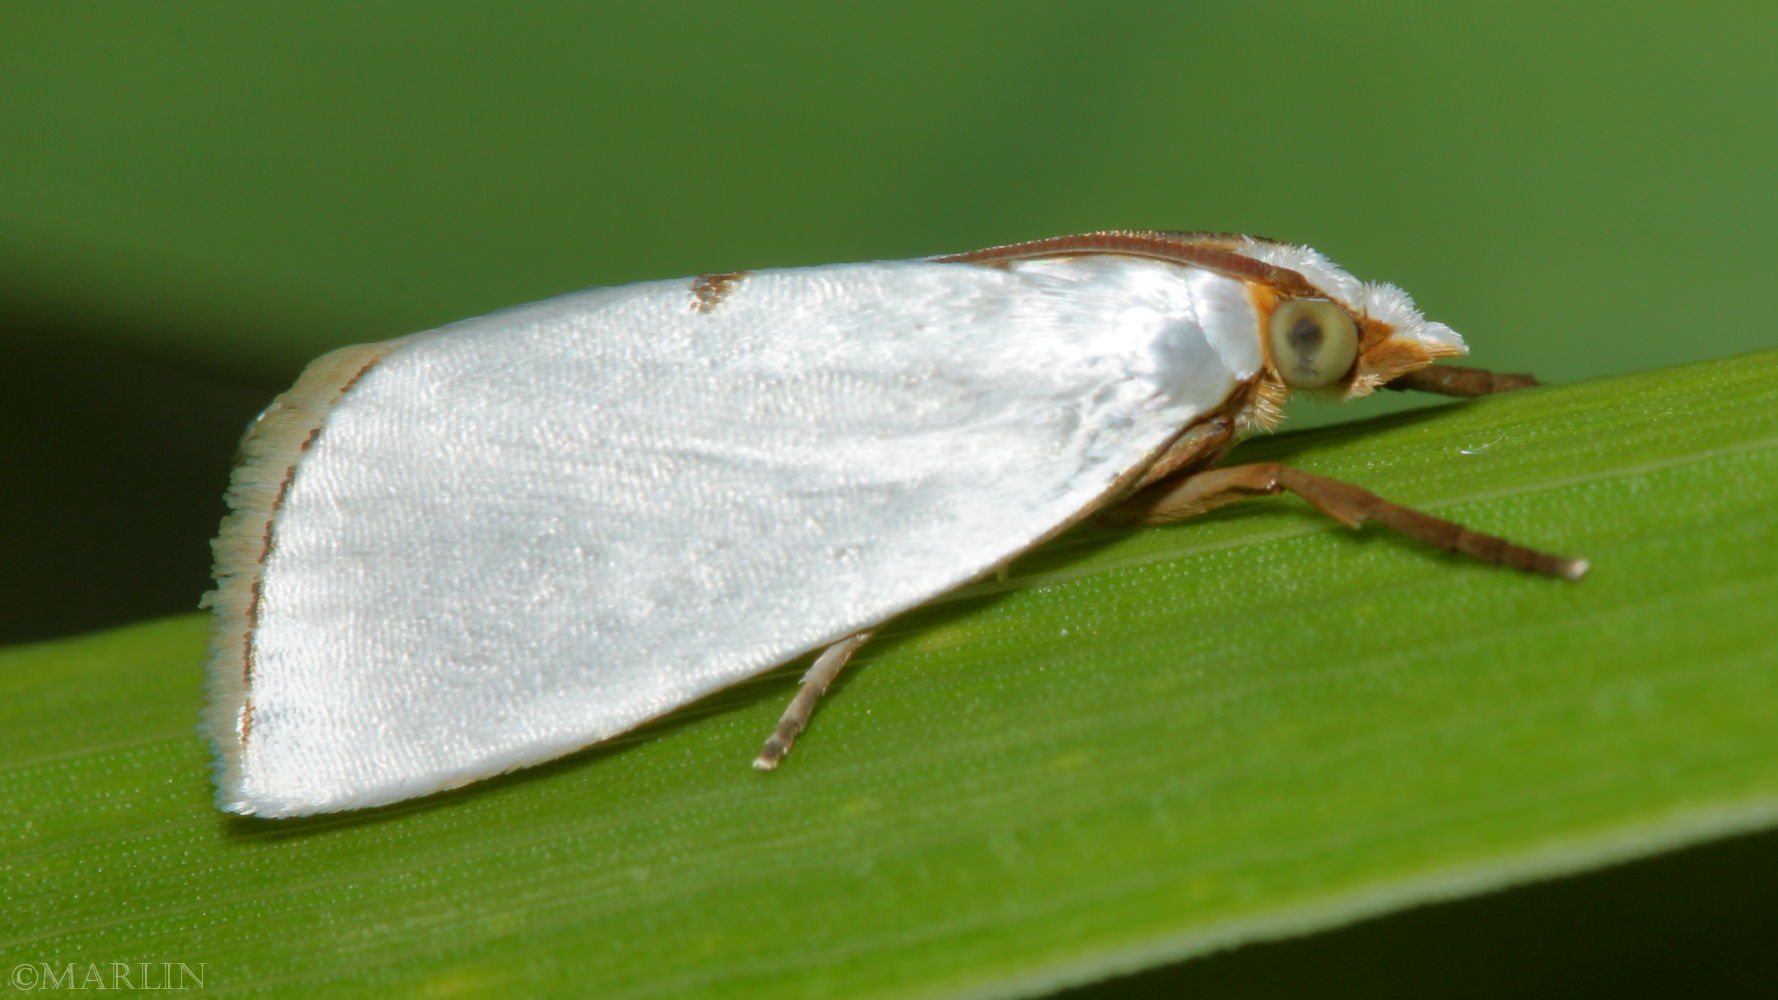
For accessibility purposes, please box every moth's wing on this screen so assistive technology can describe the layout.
[207,256,1263,815]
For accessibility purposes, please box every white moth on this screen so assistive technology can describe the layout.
[205,231,1584,817]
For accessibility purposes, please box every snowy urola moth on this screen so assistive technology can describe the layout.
[204,230,1586,818]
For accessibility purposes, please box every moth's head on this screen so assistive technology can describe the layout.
[1238,237,1468,402]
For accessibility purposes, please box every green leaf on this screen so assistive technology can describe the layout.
[5,350,1776,999]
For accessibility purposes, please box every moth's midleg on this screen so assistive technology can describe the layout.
[1385,364,1540,396]
[1115,462,1587,580]
[754,629,875,770]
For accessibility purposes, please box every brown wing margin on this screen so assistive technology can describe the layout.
[201,340,400,786]
[932,230,1319,299]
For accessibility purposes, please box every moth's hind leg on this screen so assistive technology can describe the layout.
[753,630,875,770]
[1112,462,1587,580]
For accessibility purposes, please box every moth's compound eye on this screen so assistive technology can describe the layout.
[1269,299,1358,390]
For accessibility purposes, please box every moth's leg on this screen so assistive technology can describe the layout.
[1113,462,1587,580]
[1385,364,1539,396]
[753,629,875,771]
[1134,415,1237,489]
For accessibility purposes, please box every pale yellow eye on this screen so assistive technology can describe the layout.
[1268,299,1358,389]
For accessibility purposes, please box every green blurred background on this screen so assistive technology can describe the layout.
[7,1,1775,643]
[3,2,1774,994]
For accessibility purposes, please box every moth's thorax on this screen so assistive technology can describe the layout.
[1001,254,1264,404]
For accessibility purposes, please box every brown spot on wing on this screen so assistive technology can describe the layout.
[690,271,749,313]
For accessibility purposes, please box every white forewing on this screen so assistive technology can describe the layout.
[215,255,1262,815]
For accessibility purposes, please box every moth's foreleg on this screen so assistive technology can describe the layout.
[1112,462,1587,580]
[753,629,875,770]
[1384,364,1540,396]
